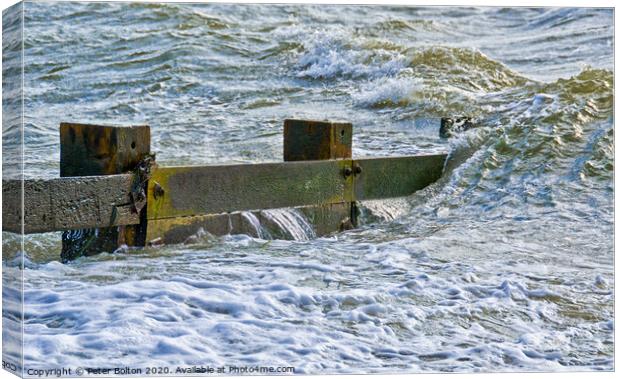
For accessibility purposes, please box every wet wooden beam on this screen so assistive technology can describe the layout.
[2,174,139,234]
[3,155,446,237]
[353,154,446,201]
[146,213,242,245]
[145,154,446,221]
[147,159,354,221]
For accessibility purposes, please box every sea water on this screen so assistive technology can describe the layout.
[2,2,613,374]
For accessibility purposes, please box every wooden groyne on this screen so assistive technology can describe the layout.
[2,119,448,261]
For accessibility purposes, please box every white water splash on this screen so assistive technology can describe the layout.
[260,209,316,241]
[240,211,270,239]
[360,198,412,222]
[296,29,406,80]
[353,76,424,107]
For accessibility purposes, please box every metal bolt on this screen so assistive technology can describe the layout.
[353,164,362,176]
[343,167,353,178]
[153,181,165,199]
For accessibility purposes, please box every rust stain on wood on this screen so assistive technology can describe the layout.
[283,119,352,161]
[60,122,150,176]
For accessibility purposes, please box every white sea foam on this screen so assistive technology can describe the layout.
[295,29,406,80]
[353,77,424,107]
[359,198,412,221]
[15,229,613,372]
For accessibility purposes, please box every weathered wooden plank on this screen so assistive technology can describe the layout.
[4,155,446,235]
[2,179,22,233]
[147,160,354,220]
[2,174,139,234]
[352,154,447,201]
[147,155,446,222]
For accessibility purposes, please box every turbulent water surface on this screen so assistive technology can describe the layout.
[2,2,614,374]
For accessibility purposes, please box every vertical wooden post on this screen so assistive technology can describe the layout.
[283,119,357,231]
[283,119,352,161]
[59,123,151,262]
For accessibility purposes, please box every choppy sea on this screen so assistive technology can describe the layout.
[2,1,614,374]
